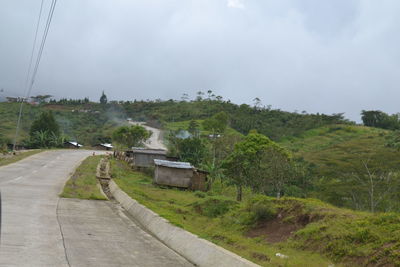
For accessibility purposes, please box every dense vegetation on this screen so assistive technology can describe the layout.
[111,158,400,267]
[2,94,400,213]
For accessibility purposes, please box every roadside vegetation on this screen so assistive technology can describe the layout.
[111,158,400,267]
[60,155,106,200]
[0,150,42,167]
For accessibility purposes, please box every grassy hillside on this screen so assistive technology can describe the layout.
[280,124,400,178]
[279,124,400,211]
[164,119,241,136]
[0,102,126,146]
[111,158,400,267]
[0,102,41,143]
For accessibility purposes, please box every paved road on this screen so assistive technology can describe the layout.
[129,122,167,150]
[0,150,192,267]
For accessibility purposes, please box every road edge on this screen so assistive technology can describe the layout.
[108,179,260,267]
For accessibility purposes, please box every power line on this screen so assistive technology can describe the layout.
[13,0,45,151]
[28,0,57,92]
[13,0,58,150]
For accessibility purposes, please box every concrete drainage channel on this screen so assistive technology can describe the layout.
[96,158,259,267]
[96,157,114,200]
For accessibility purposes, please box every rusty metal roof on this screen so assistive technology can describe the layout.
[154,159,193,169]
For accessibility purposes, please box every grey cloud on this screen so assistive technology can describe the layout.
[1,0,400,121]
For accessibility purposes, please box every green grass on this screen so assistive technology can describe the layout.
[279,124,400,178]
[111,158,400,266]
[164,119,241,136]
[0,150,43,167]
[111,158,341,267]
[60,155,107,200]
[0,102,41,142]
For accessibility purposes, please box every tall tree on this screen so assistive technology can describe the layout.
[30,111,60,137]
[223,132,291,201]
[100,91,108,104]
[29,111,62,148]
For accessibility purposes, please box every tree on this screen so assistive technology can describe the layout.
[175,137,207,167]
[100,91,108,104]
[30,111,60,138]
[28,111,63,148]
[342,160,399,213]
[112,125,151,148]
[222,133,291,201]
[31,94,52,103]
[361,110,400,130]
[187,120,200,137]
[202,111,229,135]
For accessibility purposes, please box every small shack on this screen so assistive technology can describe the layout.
[154,159,208,191]
[126,148,167,167]
[64,141,83,149]
[94,143,113,151]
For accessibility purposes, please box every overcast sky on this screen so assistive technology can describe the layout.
[1,0,400,121]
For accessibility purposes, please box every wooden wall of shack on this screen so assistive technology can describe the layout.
[114,150,208,191]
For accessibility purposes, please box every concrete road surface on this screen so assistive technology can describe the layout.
[129,122,167,150]
[0,150,192,267]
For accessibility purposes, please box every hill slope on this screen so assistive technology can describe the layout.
[280,124,400,211]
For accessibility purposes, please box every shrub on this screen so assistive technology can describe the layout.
[194,191,206,198]
[252,203,277,221]
[193,196,237,218]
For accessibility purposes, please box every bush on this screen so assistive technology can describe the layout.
[244,195,278,224]
[194,191,206,198]
[193,196,237,218]
[251,203,277,221]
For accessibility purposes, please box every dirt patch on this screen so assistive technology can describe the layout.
[246,210,320,243]
[247,219,301,243]
[251,252,270,262]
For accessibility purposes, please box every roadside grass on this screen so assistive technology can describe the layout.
[111,158,338,267]
[60,155,107,200]
[0,150,43,167]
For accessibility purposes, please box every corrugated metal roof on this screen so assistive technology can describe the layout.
[154,159,193,169]
[130,148,167,155]
[100,143,113,148]
[67,141,83,147]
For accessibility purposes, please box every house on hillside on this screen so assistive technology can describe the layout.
[6,97,27,103]
[94,143,113,151]
[125,148,167,167]
[153,159,208,191]
[64,141,83,149]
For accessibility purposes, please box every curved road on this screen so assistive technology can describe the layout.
[0,150,192,267]
[129,122,167,150]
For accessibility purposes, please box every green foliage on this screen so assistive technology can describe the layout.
[28,111,64,148]
[99,91,108,104]
[112,125,151,148]
[30,111,60,137]
[192,196,237,218]
[187,120,200,137]
[167,136,207,166]
[112,158,400,266]
[202,111,229,134]
[121,97,349,140]
[361,110,400,130]
[223,132,292,200]
[280,125,400,212]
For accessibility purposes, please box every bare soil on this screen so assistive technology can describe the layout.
[246,210,317,243]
